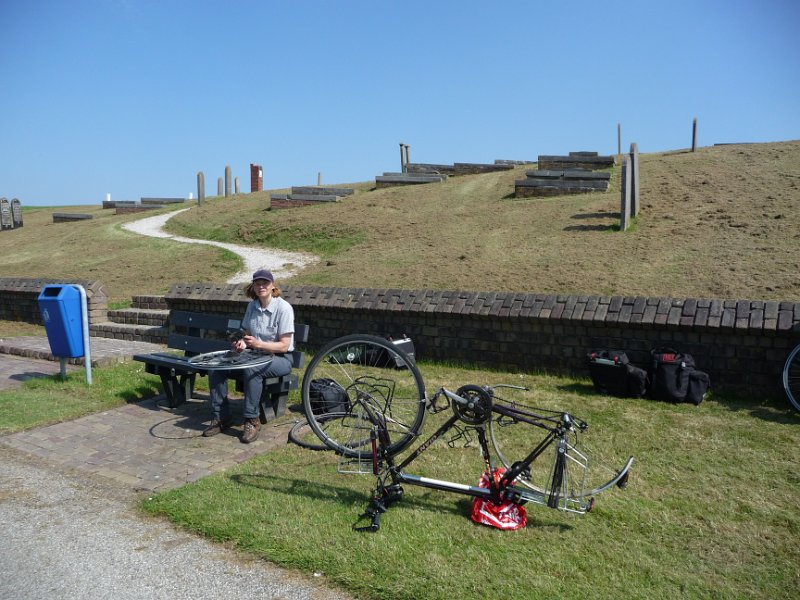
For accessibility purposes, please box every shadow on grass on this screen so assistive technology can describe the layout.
[229,472,575,531]
[570,211,618,220]
[556,382,597,396]
[563,223,616,232]
[120,384,163,404]
[713,393,800,424]
[562,381,800,424]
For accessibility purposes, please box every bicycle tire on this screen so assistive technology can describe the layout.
[489,400,632,503]
[782,343,800,413]
[287,418,331,451]
[187,349,274,370]
[301,334,427,458]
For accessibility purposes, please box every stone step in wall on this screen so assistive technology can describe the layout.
[515,169,611,197]
[537,152,616,171]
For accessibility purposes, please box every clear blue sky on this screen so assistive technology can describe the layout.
[1,0,798,206]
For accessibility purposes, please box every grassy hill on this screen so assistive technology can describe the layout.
[3,141,798,303]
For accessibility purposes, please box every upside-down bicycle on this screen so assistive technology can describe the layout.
[295,334,634,531]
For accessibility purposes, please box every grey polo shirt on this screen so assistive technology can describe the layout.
[241,296,295,352]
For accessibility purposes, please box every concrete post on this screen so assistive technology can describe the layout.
[400,143,406,173]
[317,172,322,185]
[629,142,639,217]
[404,144,410,170]
[620,156,631,231]
[217,177,223,196]
[197,171,205,206]
[224,165,232,196]
[234,176,240,195]
[692,118,698,152]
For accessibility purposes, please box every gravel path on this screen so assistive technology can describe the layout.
[0,446,350,600]
[122,208,318,283]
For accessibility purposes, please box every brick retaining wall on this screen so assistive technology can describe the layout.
[2,277,797,395]
[0,278,108,324]
[163,283,800,395]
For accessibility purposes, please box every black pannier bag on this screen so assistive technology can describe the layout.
[649,348,710,405]
[587,349,648,398]
[359,336,416,369]
[308,378,349,415]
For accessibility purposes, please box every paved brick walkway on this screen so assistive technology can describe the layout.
[1,395,295,493]
[0,336,299,493]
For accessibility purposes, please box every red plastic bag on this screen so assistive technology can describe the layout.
[470,468,527,530]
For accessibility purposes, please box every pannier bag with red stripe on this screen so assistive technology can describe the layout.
[649,348,710,405]
[587,349,648,398]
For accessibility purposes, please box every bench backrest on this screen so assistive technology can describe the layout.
[168,310,309,368]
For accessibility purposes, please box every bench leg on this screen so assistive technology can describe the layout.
[158,373,196,408]
[159,374,182,408]
[259,391,289,424]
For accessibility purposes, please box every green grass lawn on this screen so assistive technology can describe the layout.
[1,329,798,598]
[141,363,800,600]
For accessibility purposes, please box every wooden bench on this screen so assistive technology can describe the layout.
[133,310,309,423]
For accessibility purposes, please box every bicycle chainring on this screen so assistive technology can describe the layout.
[452,385,492,425]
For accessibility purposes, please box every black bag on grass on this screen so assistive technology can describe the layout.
[308,378,349,415]
[587,349,648,398]
[649,348,710,405]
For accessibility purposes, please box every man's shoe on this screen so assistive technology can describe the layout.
[203,416,233,437]
[241,418,261,444]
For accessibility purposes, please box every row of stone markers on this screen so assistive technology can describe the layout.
[0,198,23,230]
[269,186,355,208]
[375,142,519,188]
[102,197,189,215]
[514,152,615,197]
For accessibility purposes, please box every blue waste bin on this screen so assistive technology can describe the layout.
[38,285,85,358]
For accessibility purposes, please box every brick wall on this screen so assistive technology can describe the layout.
[0,278,108,324]
[2,277,797,395]
[164,283,800,395]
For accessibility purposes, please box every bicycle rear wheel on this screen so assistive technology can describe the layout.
[489,401,632,510]
[301,334,427,458]
[782,343,800,413]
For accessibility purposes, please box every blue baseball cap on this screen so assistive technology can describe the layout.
[251,269,273,282]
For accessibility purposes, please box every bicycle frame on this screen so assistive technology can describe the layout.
[354,386,633,531]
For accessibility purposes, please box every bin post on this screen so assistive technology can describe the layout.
[72,284,92,385]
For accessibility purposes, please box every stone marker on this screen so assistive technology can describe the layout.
[620,156,631,231]
[0,198,12,230]
[197,171,205,206]
[11,198,23,228]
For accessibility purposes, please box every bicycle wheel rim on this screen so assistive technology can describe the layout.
[782,344,800,413]
[301,334,427,458]
[287,418,332,451]
[489,401,632,500]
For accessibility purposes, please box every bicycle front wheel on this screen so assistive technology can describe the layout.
[783,343,800,413]
[489,402,632,508]
[301,334,427,458]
